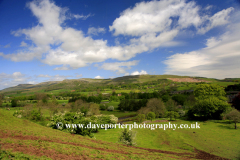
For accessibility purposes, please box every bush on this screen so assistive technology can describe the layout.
[166,111,179,120]
[47,111,118,137]
[178,110,186,117]
[147,112,155,121]
[13,105,43,121]
[107,106,114,111]
[11,99,18,107]
[136,114,145,123]
[119,128,136,146]
[29,108,43,121]
[99,104,107,110]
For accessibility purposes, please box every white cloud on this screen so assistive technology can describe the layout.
[3,44,10,48]
[54,65,72,70]
[87,27,105,35]
[94,75,104,79]
[73,13,92,20]
[98,60,139,74]
[109,0,233,36]
[76,74,82,78]
[37,74,51,78]
[0,0,235,72]
[37,74,70,81]
[131,70,148,75]
[20,41,28,47]
[197,7,234,34]
[164,21,240,79]
[204,5,213,11]
[0,72,30,90]
[49,74,70,81]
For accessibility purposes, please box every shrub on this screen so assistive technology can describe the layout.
[11,99,18,107]
[99,104,107,110]
[147,112,155,121]
[119,128,136,146]
[29,108,43,121]
[107,106,114,111]
[166,111,179,120]
[136,114,145,123]
[178,110,186,117]
[47,111,118,137]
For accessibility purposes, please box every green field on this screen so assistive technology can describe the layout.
[95,119,240,159]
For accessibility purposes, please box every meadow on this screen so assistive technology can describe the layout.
[1,75,240,159]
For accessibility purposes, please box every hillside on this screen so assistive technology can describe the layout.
[1,75,239,96]
[0,109,234,159]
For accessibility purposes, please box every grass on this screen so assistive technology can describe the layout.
[1,108,240,159]
[0,109,183,159]
[100,110,137,118]
[94,119,240,159]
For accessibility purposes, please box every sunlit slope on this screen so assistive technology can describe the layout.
[0,109,194,160]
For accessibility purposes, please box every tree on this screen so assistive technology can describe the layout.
[119,128,136,146]
[189,84,231,120]
[226,109,240,129]
[232,94,240,111]
[146,98,166,118]
[147,112,155,121]
[165,99,178,111]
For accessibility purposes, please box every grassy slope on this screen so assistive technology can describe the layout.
[1,109,177,160]
[1,108,239,159]
[95,120,240,160]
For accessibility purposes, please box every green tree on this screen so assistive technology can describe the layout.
[165,99,178,111]
[119,128,136,146]
[146,98,166,118]
[226,109,240,129]
[232,94,240,111]
[166,111,179,120]
[147,112,155,121]
[189,84,231,120]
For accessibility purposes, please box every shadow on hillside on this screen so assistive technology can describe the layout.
[216,124,236,130]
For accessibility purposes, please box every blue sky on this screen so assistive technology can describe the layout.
[0,0,240,90]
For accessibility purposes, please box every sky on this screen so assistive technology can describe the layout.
[0,0,240,90]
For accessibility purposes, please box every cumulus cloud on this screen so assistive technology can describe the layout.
[20,41,28,47]
[94,75,104,79]
[87,27,105,35]
[97,60,139,74]
[0,72,30,90]
[109,0,233,36]
[130,70,148,75]
[0,0,235,75]
[164,21,240,79]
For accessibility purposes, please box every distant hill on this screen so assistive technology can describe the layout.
[1,74,239,95]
